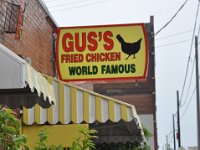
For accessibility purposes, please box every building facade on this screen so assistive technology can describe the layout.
[0,0,56,76]
[0,0,145,149]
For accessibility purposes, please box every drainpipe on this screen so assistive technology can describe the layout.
[52,32,57,77]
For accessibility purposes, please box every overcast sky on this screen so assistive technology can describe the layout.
[43,0,200,148]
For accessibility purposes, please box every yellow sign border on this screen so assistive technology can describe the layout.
[56,23,148,82]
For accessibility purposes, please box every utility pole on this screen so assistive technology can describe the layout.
[166,135,169,150]
[195,35,200,150]
[173,114,176,150]
[176,90,181,147]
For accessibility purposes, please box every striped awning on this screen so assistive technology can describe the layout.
[0,44,55,108]
[23,75,142,127]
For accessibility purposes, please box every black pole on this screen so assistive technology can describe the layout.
[177,90,181,147]
[173,114,176,150]
[195,35,200,150]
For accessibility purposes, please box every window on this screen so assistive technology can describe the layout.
[4,2,20,33]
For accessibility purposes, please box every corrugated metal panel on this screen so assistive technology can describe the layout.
[23,76,139,125]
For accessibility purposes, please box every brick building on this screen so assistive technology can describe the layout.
[0,0,145,149]
[0,0,57,76]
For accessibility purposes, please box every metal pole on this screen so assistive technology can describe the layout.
[177,90,181,147]
[195,35,200,150]
[166,135,169,150]
[173,114,176,150]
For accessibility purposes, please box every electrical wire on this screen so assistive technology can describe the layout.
[47,0,93,8]
[45,0,199,123]
[180,86,196,119]
[154,0,189,36]
[179,0,200,104]
[156,29,194,40]
[180,57,195,108]
[50,0,109,12]
[45,0,61,3]
[198,24,200,38]
[162,1,200,139]
[156,39,191,48]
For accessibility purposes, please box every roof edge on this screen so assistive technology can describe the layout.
[38,0,59,27]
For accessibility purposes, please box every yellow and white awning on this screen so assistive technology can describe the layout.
[0,44,55,108]
[23,75,141,125]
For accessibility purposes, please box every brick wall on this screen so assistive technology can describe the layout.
[0,0,55,76]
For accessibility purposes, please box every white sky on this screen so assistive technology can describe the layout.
[43,0,200,149]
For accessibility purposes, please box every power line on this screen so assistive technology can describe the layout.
[198,24,200,38]
[181,86,196,119]
[50,0,109,12]
[156,29,194,40]
[179,0,200,103]
[180,58,195,108]
[154,0,189,36]
[156,39,191,48]
[45,0,61,3]
[47,0,93,8]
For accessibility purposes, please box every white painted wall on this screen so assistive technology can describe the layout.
[188,147,197,150]
[139,114,155,150]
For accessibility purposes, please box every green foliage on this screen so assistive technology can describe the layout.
[132,142,151,150]
[33,128,97,150]
[0,107,151,150]
[133,124,152,150]
[34,128,48,150]
[142,124,152,140]
[70,129,98,150]
[34,128,63,150]
[0,107,28,150]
